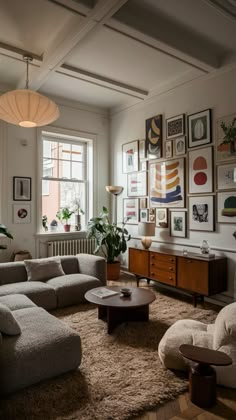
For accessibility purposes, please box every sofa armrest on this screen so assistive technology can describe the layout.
[76,254,107,285]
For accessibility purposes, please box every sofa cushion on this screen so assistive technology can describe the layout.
[0,261,27,285]
[47,273,102,308]
[0,282,57,310]
[0,307,82,395]
[60,256,79,274]
[0,294,36,311]
[25,257,65,282]
[0,303,21,335]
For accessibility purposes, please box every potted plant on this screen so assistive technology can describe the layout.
[56,207,74,232]
[87,206,131,280]
[220,117,236,155]
[0,224,13,250]
[73,199,85,231]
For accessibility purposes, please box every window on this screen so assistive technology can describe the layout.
[40,130,93,232]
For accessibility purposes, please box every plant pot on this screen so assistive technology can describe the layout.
[64,224,71,232]
[107,261,120,281]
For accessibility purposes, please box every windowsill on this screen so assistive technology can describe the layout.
[35,230,87,238]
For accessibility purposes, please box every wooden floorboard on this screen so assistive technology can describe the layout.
[108,273,236,420]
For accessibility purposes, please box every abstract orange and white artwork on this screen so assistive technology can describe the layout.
[188,146,213,194]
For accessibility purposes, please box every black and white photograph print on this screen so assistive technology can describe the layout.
[170,211,186,237]
[188,109,212,148]
[13,176,31,201]
[189,196,214,231]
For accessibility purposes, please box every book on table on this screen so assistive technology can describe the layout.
[91,287,119,299]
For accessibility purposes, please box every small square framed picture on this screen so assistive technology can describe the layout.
[140,208,149,222]
[166,114,185,139]
[188,109,212,148]
[13,176,31,201]
[139,198,148,209]
[174,136,186,156]
[149,208,155,216]
[155,208,168,228]
[170,211,186,237]
[189,195,215,231]
[217,191,236,224]
[149,214,155,222]
[13,204,31,224]
[165,140,172,158]
[217,163,236,190]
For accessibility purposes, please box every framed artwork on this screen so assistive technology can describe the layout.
[155,208,168,228]
[175,136,186,156]
[122,140,139,173]
[216,113,236,162]
[139,198,148,209]
[127,172,147,197]
[149,214,155,222]
[123,198,139,224]
[139,139,146,159]
[13,176,31,201]
[188,146,213,194]
[13,204,31,224]
[217,192,236,223]
[165,140,172,158]
[140,208,149,222]
[166,114,185,139]
[170,211,186,238]
[145,114,162,159]
[188,109,212,148]
[149,158,185,208]
[217,163,236,190]
[139,160,148,171]
[189,195,215,231]
[149,208,155,216]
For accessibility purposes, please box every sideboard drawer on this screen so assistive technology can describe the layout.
[150,253,176,265]
[150,260,176,273]
[149,268,176,286]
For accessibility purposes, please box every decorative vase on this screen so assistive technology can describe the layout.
[200,240,210,254]
[107,261,120,281]
[64,224,71,232]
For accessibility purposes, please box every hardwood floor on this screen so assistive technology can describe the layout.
[108,273,236,420]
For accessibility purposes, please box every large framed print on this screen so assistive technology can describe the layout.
[13,176,31,201]
[188,109,212,148]
[123,198,139,224]
[122,140,139,173]
[145,114,162,159]
[189,195,215,231]
[127,172,147,197]
[217,163,236,190]
[166,114,185,139]
[155,208,168,228]
[149,158,185,208]
[216,113,236,162]
[217,192,236,223]
[13,204,31,224]
[170,211,186,238]
[188,146,213,194]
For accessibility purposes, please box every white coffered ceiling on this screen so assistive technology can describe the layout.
[0,0,236,112]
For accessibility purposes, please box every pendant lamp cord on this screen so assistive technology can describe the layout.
[23,55,33,90]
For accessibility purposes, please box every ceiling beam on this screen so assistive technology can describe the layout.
[17,0,129,90]
[58,64,148,99]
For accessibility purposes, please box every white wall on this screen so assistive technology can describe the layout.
[0,99,109,260]
[110,66,236,302]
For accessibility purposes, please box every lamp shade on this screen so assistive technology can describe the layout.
[0,89,60,127]
[105,186,124,195]
[138,222,155,237]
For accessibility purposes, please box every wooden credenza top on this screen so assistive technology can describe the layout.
[129,246,226,262]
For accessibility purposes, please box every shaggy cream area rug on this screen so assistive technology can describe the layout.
[0,288,217,420]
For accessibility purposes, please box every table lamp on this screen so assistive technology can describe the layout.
[138,222,155,249]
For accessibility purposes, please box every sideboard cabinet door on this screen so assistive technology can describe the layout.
[177,257,209,295]
[129,248,149,277]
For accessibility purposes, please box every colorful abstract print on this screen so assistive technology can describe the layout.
[150,160,184,207]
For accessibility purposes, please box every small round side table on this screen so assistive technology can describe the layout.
[179,344,232,408]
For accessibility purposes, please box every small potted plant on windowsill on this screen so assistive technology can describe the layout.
[87,206,131,280]
[0,224,13,250]
[56,207,74,232]
[73,199,85,231]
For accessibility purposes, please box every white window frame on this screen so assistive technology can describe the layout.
[37,126,96,234]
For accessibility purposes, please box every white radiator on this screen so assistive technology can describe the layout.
[47,238,96,257]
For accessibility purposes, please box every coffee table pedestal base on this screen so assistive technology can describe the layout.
[98,304,149,334]
[190,363,216,408]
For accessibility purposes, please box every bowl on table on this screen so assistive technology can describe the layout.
[120,288,132,297]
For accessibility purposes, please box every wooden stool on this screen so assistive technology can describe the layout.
[179,344,232,408]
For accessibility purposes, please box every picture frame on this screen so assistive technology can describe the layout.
[170,211,186,238]
[127,172,147,197]
[145,114,162,159]
[139,198,148,209]
[13,204,31,224]
[189,195,215,231]
[175,136,186,156]
[188,146,213,194]
[149,214,155,222]
[123,198,139,224]
[122,140,139,173]
[149,158,185,208]
[188,109,212,148]
[13,176,31,201]
[217,191,236,224]
[217,163,236,190]
[216,113,236,162]
[139,139,146,159]
[155,208,168,228]
[149,208,155,216]
[140,208,149,222]
[139,160,148,172]
[165,140,172,158]
[166,114,185,139]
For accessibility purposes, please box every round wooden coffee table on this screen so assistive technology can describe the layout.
[85,286,156,333]
[179,344,232,408]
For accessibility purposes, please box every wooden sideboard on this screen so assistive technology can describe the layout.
[129,247,227,306]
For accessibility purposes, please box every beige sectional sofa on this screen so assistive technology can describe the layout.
[0,253,106,395]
